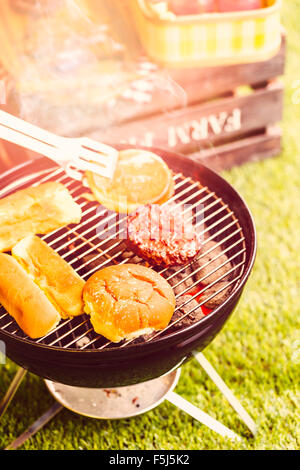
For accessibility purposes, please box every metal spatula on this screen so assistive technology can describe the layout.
[0,110,119,181]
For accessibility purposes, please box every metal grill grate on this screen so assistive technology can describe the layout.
[0,165,247,351]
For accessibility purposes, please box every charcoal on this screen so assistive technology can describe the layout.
[99,239,126,257]
[193,240,232,286]
[200,281,233,309]
[171,294,205,329]
[120,250,145,265]
[120,250,134,260]
[165,265,194,295]
[81,253,113,274]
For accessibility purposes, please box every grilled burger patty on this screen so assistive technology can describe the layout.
[126,204,202,267]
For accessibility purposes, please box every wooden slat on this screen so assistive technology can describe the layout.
[88,80,284,155]
[189,126,282,172]
[0,83,284,173]
[70,34,287,130]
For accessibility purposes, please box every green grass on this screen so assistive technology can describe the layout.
[0,1,300,451]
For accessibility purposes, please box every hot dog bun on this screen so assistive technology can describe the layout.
[0,253,61,338]
[12,235,85,319]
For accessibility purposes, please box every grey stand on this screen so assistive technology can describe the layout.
[0,352,257,449]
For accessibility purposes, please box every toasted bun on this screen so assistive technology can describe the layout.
[0,253,61,338]
[0,182,82,252]
[12,235,85,318]
[83,264,176,343]
[85,149,174,214]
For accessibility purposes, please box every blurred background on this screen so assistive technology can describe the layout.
[0,0,283,173]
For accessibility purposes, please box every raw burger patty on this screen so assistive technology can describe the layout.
[126,204,202,267]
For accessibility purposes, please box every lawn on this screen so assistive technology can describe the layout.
[0,0,299,450]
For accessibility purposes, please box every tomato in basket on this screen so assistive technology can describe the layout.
[218,0,263,12]
[168,0,218,15]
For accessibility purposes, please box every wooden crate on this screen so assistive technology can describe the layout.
[89,79,284,168]
[87,33,285,172]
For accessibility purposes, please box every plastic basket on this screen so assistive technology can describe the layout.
[130,0,282,67]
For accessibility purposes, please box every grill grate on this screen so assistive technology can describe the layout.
[0,165,246,351]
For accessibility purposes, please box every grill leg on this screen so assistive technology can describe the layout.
[1,356,257,448]
[5,402,63,450]
[193,352,257,436]
[0,367,27,419]
[166,391,241,442]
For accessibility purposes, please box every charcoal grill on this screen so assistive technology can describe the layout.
[0,146,256,389]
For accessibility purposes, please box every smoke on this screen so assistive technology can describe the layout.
[10,0,187,137]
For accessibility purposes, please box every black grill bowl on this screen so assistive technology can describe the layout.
[0,147,256,388]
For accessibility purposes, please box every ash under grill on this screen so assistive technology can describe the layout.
[0,163,246,352]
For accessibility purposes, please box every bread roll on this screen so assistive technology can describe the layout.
[85,149,174,214]
[83,264,176,343]
[0,253,61,338]
[0,182,82,252]
[12,235,85,319]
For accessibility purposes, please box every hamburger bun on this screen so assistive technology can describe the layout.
[85,149,174,214]
[0,181,82,252]
[83,264,176,343]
